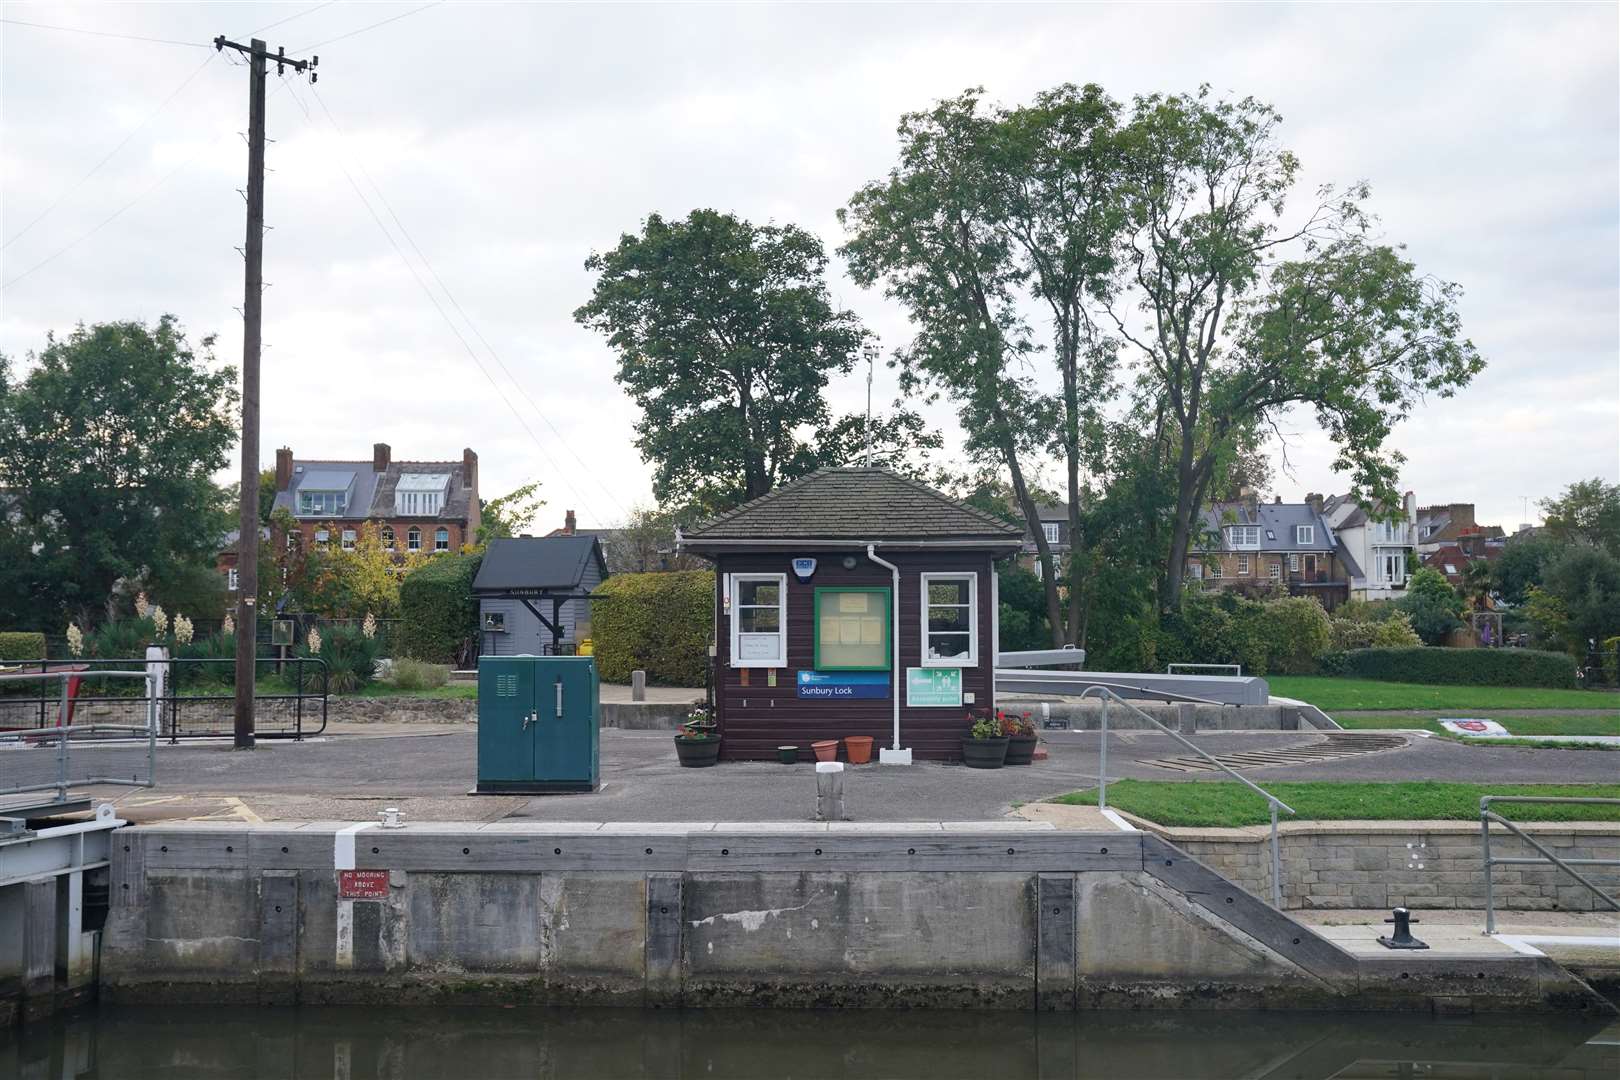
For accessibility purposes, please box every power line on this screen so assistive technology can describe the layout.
[306,82,631,521]
[3,52,218,252]
[0,17,210,48]
[282,78,610,524]
[293,1,442,52]
[249,1,339,36]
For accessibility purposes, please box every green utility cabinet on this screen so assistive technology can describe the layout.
[475,655,599,794]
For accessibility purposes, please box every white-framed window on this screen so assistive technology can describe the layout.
[1379,552,1406,584]
[434,527,450,552]
[1289,553,1301,573]
[1041,521,1061,545]
[298,490,347,516]
[1374,521,1405,544]
[1295,525,1314,545]
[381,527,395,551]
[1208,560,1222,579]
[397,490,444,516]
[1268,561,1281,581]
[1443,562,1457,575]
[286,532,297,550]
[1188,561,1204,580]
[1226,525,1260,548]
[1237,554,1250,576]
[314,528,330,546]
[921,572,977,666]
[227,567,239,592]
[407,527,421,551]
[341,529,357,551]
[729,573,786,667]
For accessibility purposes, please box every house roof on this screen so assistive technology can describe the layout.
[1334,540,1364,580]
[1201,501,1336,553]
[681,467,1023,547]
[273,457,475,522]
[473,536,608,593]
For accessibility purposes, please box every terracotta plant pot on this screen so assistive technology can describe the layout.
[811,739,839,762]
[844,736,874,764]
[674,735,721,768]
[1003,733,1038,766]
[777,745,799,765]
[960,736,1009,769]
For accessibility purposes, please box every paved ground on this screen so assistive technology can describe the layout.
[1295,908,1620,963]
[85,725,1620,825]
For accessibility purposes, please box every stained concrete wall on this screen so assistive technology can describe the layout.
[96,823,1609,1015]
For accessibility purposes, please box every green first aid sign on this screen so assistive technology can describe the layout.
[905,667,962,708]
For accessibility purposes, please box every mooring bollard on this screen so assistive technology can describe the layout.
[631,670,646,702]
[1376,907,1429,950]
[815,761,846,821]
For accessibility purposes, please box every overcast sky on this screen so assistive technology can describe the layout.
[3,1,1615,533]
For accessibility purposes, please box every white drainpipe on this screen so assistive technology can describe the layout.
[866,544,911,765]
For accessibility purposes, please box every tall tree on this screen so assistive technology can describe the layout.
[477,481,546,547]
[1540,478,1620,557]
[576,209,922,514]
[841,91,1067,644]
[1109,89,1484,607]
[0,317,237,629]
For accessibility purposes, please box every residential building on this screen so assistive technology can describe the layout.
[1414,502,1504,555]
[1018,502,1070,578]
[1321,491,1418,601]
[1188,495,1350,609]
[215,526,269,593]
[1422,531,1505,588]
[270,443,481,557]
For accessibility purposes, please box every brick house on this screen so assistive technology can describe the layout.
[1322,491,1419,601]
[269,443,481,558]
[1187,495,1351,609]
[1415,502,1505,555]
[1017,502,1071,578]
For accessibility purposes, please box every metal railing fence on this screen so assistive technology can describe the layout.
[1082,684,1296,908]
[1479,795,1620,934]
[0,668,158,807]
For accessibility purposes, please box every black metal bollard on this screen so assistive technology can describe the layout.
[1376,907,1429,950]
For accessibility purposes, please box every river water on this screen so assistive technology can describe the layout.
[5,1005,1617,1079]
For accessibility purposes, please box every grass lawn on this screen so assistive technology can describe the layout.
[1333,712,1620,738]
[1051,780,1620,828]
[1266,675,1611,712]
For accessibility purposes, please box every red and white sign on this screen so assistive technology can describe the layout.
[1439,718,1509,737]
[338,869,390,899]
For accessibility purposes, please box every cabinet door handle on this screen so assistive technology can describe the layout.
[555,679,565,719]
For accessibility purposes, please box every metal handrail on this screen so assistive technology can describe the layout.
[1479,795,1620,934]
[1080,684,1296,907]
[0,668,157,805]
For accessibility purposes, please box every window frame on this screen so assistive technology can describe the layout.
[1268,560,1281,581]
[434,527,450,552]
[1237,554,1250,576]
[1295,525,1315,546]
[729,572,788,668]
[1207,559,1222,579]
[407,527,421,551]
[483,611,506,633]
[381,526,395,551]
[1226,525,1260,549]
[1041,521,1061,545]
[920,572,977,668]
[226,567,239,592]
[813,585,891,672]
[1289,553,1301,573]
[341,529,357,551]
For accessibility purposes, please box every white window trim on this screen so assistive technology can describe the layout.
[341,529,357,551]
[1226,525,1260,549]
[728,572,787,668]
[1296,525,1314,545]
[1041,522,1061,545]
[1289,553,1300,572]
[920,572,977,668]
[1237,554,1250,576]
[1268,561,1281,581]
[434,527,450,552]
[227,567,239,592]
[407,527,421,551]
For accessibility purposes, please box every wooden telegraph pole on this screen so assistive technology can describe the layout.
[214,36,317,749]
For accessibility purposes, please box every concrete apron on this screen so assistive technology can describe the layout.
[96,822,1617,1017]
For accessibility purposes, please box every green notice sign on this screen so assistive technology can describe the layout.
[905,667,962,708]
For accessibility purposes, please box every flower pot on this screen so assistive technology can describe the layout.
[961,736,1009,769]
[674,735,721,768]
[844,736,874,764]
[777,745,799,765]
[811,739,839,762]
[1003,733,1038,766]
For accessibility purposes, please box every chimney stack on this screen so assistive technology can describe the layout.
[275,447,294,491]
[373,442,391,471]
[1305,492,1323,515]
[462,448,478,493]
[564,510,577,535]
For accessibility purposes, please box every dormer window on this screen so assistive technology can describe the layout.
[1226,526,1260,549]
[299,490,347,516]
[1041,522,1061,545]
[396,473,451,516]
[1295,525,1314,545]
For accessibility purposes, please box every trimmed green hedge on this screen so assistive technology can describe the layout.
[591,571,713,686]
[398,554,481,664]
[0,632,46,660]
[1329,646,1577,689]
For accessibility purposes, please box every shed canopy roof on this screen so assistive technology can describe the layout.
[473,535,607,593]
[681,467,1022,547]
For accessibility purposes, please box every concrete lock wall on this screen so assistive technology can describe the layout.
[1158,824,1620,912]
[95,823,1609,1015]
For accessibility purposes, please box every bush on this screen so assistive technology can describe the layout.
[1330,606,1422,650]
[398,554,481,664]
[301,624,380,694]
[1257,596,1333,675]
[388,656,449,691]
[1395,568,1465,645]
[1602,635,1620,687]
[591,571,713,686]
[1336,646,1577,688]
[0,631,46,660]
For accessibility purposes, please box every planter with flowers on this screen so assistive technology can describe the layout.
[1002,710,1038,766]
[675,707,721,768]
[961,710,1008,769]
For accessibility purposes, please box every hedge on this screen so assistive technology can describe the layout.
[591,571,713,686]
[398,554,481,664]
[0,632,46,661]
[1328,646,1577,689]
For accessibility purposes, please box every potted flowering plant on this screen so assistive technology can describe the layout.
[960,708,1008,769]
[1002,710,1038,766]
[674,706,721,768]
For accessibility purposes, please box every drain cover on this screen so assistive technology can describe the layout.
[1141,733,1408,772]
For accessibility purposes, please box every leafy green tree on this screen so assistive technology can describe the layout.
[1495,535,1559,606]
[995,562,1051,652]
[576,209,925,514]
[0,317,237,630]
[1460,559,1495,612]
[1540,478,1620,557]
[476,481,545,546]
[1538,543,1620,653]
[1107,89,1484,608]
[1396,567,1465,644]
[603,504,705,573]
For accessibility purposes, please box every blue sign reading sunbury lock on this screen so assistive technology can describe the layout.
[797,671,889,700]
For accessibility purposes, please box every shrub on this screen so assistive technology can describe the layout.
[0,631,46,660]
[1258,596,1333,675]
[398,554,481,664]
[1330,606,1422,650]
[591,571,713,686]
[1395,568,1465,645]
[1336,646,1577,688]
[301,623,380,694]
[389,656,449,691]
